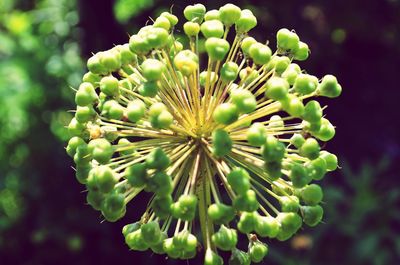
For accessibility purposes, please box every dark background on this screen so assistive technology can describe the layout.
[0,0,399,264]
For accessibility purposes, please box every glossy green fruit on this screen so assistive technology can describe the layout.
[249,43,272,65]
[100,76,119,97]
[126,99,146,122]
[87,165,118,193]
[184,3,206,22]
[249,241,268,263]
[300,184,323,206]
[293,41,309,61]
[101,192,126,222]
[290,163,312,188]
[276,28,300,51]
[122,222,141,237]
[221,62,239,82]
[201,20,224,38]
[141,59,165,81]
[213,103,239,125]
[306,157,327,180]
[88,138,114,164]
[276,212,302,241]
[138,81,159,97]
[204,248,223,265]
[125,230,149,251]
[229,248,251,265]
[236,9,257,33]
[264,76,289,101]
[279,195,300,212]
[317,74,342,98]
[66,136,86,157]
[290,133,305,149]
[174,50,199,76]
[255,216,280,238]
[219,3,241,26]
[293,74,318,95]
[319,151,338,171]
[303,100,322,123]
[237,212,258,234]
[86,190,104,210]
[301,205,324,226]
[205,37,230,61]
[75,82,98,106]
[299,138,320,160]
[230,89,257,114]
[212,225,238,251]
[208,203,235,224]
[140,221,162,246]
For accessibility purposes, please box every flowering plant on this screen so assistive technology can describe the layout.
[66,3,341,264]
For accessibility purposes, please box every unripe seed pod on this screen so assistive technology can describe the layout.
[293,74,318,95]
[290,133,305,149]
[300,184,323,206]
[172,194,197,221]
[99,50,121,72]
[101,100,124,120]
[66,136,86,157]
[306,157,327,180]
[236,9,257,33]
[313,118,335,141]
[212,225,238,251]
[82,72,101,86]
[233,189,259,212]
[87,53,107,75]
[290,163,311,188]
[303,100,322,123]
[75,163,92,184]
[204,248,223,265]
[184,21,200,36]
[281,95,305,117]
[122,222,141,237]
[241,37,257,55]
[205,37,230,61]
[247,123,266,146]
[141,59,165,81]
[279,195,300,212]
[282,63,301,85]
[101,192,126,222]
[87,165,118,193]
[88,138,114,164]
[301,205,324,226]
[227,167,251,195]
[220,61,239,82]
[138,81,159,97]
[118,43,137,65]
[86,190,104,210]
[207,203,235,224]
[219,4,241,26]
[150,232,167,254]
[319,151,338,171]
[184,4,206,22]
[249,43,272,65]
[205,10,220,21]
[317,74,342,98]
[126,99,146,122]
[264,76,289,101]
[145,148,170,170]
[268,55,291,74]
[147,171,172,196]
[201,20,224,38]
[237,212,259,234]
[100,75,119,97]
[261,136,286,162]
[153,16,171,30]
[230,89,256,114]
[276,212,302,241]
[276,28,300,51]
[125,163,147,187]
[213,103,238,125]
[152,194,172,219]
[199,71,218,86]
[160,12,178,27]
[125,230,149,251]
[75,105,96,123]
[265,161,282,180]
[75,82,98,106]
[140,221,162,246]
[212,129,232,157]
[129,34,150,54]
[249,241,268,263]
[293,41,309,61]
[146,27,169,48]
[255,216,280,238]
[174,50,199,76]
[229,248,251,265]
[300,138,320,160]
[149,102,167,117]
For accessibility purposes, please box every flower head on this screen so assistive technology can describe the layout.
[67,3,341,263]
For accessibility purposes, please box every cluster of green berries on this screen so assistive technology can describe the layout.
[66,3,341,264]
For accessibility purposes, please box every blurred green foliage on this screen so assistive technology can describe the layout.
[114,0,154,23]
[0,0,82,234]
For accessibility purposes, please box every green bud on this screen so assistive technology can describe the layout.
[233,189,259,212]
[88,138,114,164]
[87,165,118,193]
[320,151,338,171]
[184,21,200,36]
[303,100,322,123]
[141,221,162,246]
[172,194,198,221]
[153,16,171,30]
[276,212,302,241]
[75,105,96,123]
[290,163,312,188]
[269,56,291,74]
[125,230,149,251]
[227,167,251,195]
[249,241,268,263]
[147,171,172,196]
[152,195,172,219]
[99,50,121,72]
[145,147,170,170]
[75,82,98,106]
[184,4,206,22]
[160,12,178,27]
[174,50,199,76]
[126,99,146,122]
[213,103,238,125]
[265,161,282,180]
[313,118,335,141]
[201,20,224,38]
[279,195,300,212]
[277,28,300,51]
[301,205,323,226]
[122,222,141,237]
[249,43,272,65]
[199,71,218,86]
[86,190,104,210]
[87,53,107,75]
[212,225,237,251]
[237,212,258,234]
[306,157,327,180]
[125,163,147,187]
[205,37,230,61]
[101,192,126,222]
[317,74,342,98]
[66,136,86,157]
[235,9,257,33]
[138,81,159,97]
[208,203,235,224]
[150,232,167,254]
[281,63,301,85]
[290,133,305,149]
[264,76,289,101]
[75,163,92,184]
[300,138,320,160]
[230,89,256,114]
[141,59,165,81]
[221,61,239,82]
[261,136,286,162]
[255,216,280,238]
[101,100,124,120]
[294,74,318,95]
[219,3,241,26]
[300,184,323,206]
[293,41,309,61]
[205,10,220,21]
[212,129,232,157]
[246,123,266,146]
[82,72,101,86]
[129,34,150,54]
[204,248,223,265]
[241,37,256,55]
[100,76,119,97]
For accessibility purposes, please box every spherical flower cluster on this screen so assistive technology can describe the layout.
[66,3,341,264]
